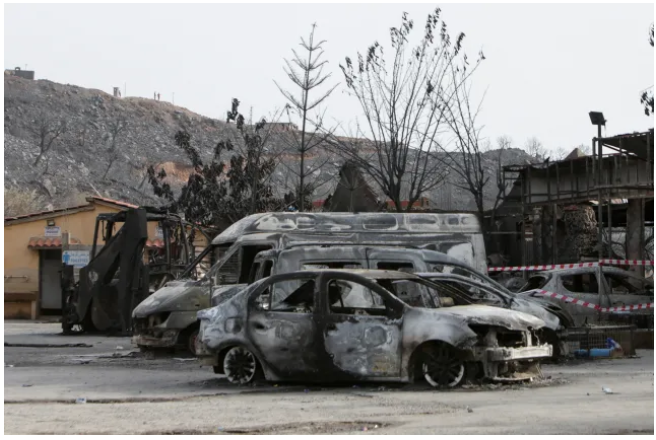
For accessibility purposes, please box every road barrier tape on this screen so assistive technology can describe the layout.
[599,259,654,267]
[534,289,653,313]
[487,263,599,272]
[488,260,654,272]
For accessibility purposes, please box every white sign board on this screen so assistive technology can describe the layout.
[62,250,90,268]
[44,226,61,237]
[155,227,164,238]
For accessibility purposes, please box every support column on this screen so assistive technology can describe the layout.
[625,198,645,277]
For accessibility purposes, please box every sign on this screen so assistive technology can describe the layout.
[62,250,90,268]
[44,226,61,237]
[155,227,164,239]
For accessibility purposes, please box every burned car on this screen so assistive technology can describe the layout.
[132,243,489,354]
[415,272,575,356]
[196,270,552,388]
[517,266,654,327]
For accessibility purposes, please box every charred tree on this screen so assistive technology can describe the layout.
[328,9,479,212]
[148,99,283,227]
[275,23,338,211]
[30,111,67,166]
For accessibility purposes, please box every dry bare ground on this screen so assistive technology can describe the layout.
[4,321,654,435]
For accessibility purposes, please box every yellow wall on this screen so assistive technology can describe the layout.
[4,201,209,311]
[4,204,123,297]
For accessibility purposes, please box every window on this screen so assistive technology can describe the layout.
[252,278,316,313]
[522,275,550,292]
[214,247,240,285]
[248,262,261,284]
[560,273,598,294]
[239,246,272,283]
[384,279,433,307]
[605,273,649,295]
[327,279,387,315]
[301,262,361,270]
[377,262,415,273]
[262,260,273,277]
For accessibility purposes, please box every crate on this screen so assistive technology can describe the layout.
[566,325,637,357]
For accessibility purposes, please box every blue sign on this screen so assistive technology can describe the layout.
[62,250,90,268]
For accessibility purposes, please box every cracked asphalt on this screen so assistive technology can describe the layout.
[4,321,654,434]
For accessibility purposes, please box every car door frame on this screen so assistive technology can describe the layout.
[314,271,406,380]
[245,272,322,380]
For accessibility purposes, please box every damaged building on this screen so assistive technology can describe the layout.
[489,129,653,271]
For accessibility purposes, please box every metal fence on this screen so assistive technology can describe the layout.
[566,325,637,357]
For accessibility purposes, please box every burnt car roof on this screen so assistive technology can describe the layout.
[533,266,653,282]
[212,212,482,245]
[294,268,424,280]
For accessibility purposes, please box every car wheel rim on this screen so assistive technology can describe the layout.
[422,345,465,388]
[223,347,257,384]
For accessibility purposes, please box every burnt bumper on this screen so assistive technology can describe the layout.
[485,344,553,362]
[473,344,552,382]
[132,330,179,348]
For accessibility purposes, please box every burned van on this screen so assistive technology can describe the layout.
[131,212,486,353]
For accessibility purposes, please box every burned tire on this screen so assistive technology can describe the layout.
[421,343,466,389]
[186,328,199,355]
[223,346,260,385]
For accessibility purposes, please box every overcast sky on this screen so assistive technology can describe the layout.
[5,3,654,154]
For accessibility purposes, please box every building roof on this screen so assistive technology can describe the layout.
[5,204,94,224]
[28,236,82,249]
[5,196,139,225]
[85,196,138,209]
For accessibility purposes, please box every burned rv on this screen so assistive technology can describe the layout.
[131,210,487,354]
[61,207,207,335]
[196,269,553,387]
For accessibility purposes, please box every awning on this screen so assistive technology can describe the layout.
[28,236,81,249]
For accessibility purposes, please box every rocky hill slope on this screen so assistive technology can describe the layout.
[4,76,533,214]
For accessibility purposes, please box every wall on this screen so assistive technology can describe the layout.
[4,202,203,319]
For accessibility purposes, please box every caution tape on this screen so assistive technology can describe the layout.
[599,259,654,267]
[534,289,653,313]
[487,262,599,272]
[488,259,654,272]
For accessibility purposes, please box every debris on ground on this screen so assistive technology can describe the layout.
[173,358,196,362]
[75,397,87,404]
[21,384,32,387]
[467,406,473,413]
[116,346,124,350]
[5,343,93,348]
[602,387,614,395]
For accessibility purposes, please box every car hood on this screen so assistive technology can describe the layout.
[509,297,562,331]
[418,304,546,331]
[132,280,205,317]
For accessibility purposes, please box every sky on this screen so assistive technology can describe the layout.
[4,3,654,155]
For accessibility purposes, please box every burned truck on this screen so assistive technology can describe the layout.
[61,207,208,335]
[131,212,487,353]
[196,269,553,387]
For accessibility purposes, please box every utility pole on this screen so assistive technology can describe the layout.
[124,82,126,97]
[172,92,175,105]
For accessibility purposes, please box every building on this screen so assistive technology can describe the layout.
[4,67,35,80]
[4,196,209,320]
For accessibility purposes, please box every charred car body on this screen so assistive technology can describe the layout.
[196,270,552,387]
[518,266,654,327]
[131,211,488,352]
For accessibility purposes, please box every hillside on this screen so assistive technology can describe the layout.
[4,76,533,214]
